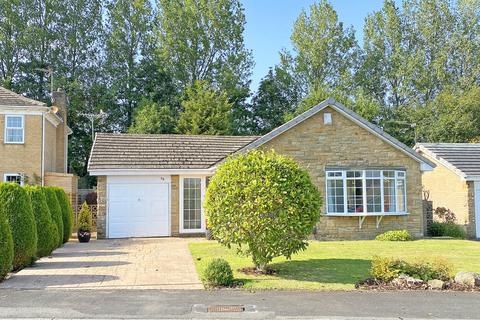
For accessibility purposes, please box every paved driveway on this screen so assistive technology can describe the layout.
[0,238,203,290]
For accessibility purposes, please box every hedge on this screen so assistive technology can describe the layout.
[43,187,64,248]
[0,208,13,279]
[0,183,37,270]
[53,187,73,243]
[25,186,58,257]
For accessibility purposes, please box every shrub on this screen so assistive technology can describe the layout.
[25,186,58,257]
[428,222,466,239]
[370,256,453,282]
[203,258,234,287]
[43,187,64,247]
[205,150,321,271]
[77,202,93,232]
[370,256,403,282]
[0,183,37,270]
[0,208,13,279]
[403,258,453,281]
[53,188,73,243]
[375,230,412,241]
[433,207,456,223]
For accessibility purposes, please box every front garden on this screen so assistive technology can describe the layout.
[189,239,480,290]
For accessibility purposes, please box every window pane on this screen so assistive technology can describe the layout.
[347,179,363,213]
[5,175,21,185]
[396,179,406,212]
[327,179,344,213]
[6,128,23,142]
[6,116,22,128]
[383,178,396,212]
[183,178,202,230]
[366,179,381,212]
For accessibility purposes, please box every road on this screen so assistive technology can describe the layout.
[1,289,479,319]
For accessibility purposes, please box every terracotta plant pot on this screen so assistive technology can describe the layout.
[77,230,91,243]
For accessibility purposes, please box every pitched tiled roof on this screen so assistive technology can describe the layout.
[415,143,480,179]
[0,86,46,107]
[88,133,260,170]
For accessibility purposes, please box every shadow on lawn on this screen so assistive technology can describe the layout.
[263,258,372,284]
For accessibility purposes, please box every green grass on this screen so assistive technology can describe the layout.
[189,239,480,290]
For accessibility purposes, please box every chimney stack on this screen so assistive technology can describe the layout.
[52,88,67,123]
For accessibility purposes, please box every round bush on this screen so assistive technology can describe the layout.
[0,183,37,270]
[205,150,321,270]
[53,188,73,243]
[375,230,412,241]
[0,208,13,278]
[25,186,58,257]
[203,258,234,287]
[43,187,64,248]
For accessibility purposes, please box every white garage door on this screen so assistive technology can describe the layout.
[107,176,170,238]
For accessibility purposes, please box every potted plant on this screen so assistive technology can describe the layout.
[77,202,93,243]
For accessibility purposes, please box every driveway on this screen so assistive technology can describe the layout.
[0,238,203,290]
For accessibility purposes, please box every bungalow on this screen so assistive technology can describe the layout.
[415,143,480,239]
[88,98,435,240]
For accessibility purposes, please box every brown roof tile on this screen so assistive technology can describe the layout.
[0,86,46,107]
[88,133,260,170]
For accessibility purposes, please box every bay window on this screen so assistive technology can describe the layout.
[326,169,407,215]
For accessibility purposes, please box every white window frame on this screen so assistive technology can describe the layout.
[179,175,206,233]
[3,173,24,186]
[325,169,407,216]
[4,114,25,144]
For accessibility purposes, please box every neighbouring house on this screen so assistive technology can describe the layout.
[88,98,435,240]
[0,86,78,204]
[414,143,480,239]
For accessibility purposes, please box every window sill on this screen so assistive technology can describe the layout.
[4,142,25,145]
[322,212,409,217]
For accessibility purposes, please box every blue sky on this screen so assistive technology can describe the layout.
[242,0,386,91]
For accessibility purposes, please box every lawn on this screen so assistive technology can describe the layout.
[189,239,480,290]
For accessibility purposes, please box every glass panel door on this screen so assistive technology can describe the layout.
[183,177,202,230]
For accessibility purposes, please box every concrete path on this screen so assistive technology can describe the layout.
[0,238,203,290]
[0,289,479,319]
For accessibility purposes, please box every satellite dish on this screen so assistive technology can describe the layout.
[50,106,59,114]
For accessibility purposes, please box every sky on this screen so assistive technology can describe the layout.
[242,0,387,91]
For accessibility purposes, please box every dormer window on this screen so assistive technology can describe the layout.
[4,115,24,144]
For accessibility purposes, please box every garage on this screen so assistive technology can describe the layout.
[107,176,170,238]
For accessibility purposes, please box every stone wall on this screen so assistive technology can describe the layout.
[171,175,180,236]
[261,106,424,240]
[467,182,476,238]
[419,151,470,225]
[96,176,107,239]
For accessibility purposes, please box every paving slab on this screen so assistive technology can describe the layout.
[0,238,203,290]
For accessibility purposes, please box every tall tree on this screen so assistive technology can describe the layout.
[176,80,232,135]
[129,99,177,134]
[281,0,358,95]
[0,0,30,88]
[105,0,153,130]
[155,0,253,92]
[155,0,253,133]
[249,67,301,134]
